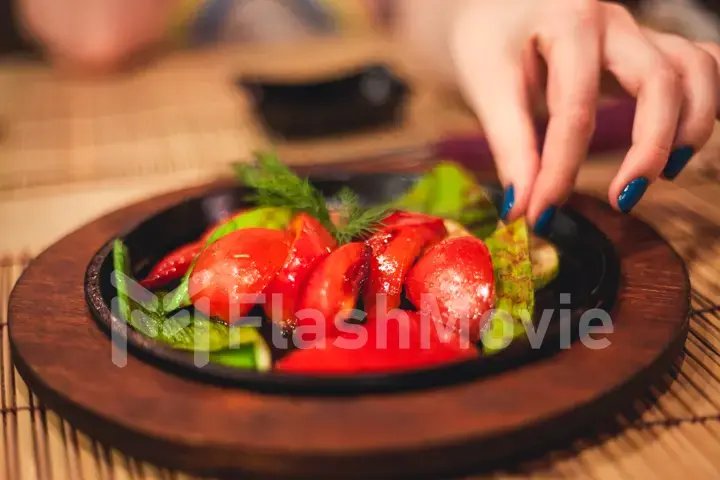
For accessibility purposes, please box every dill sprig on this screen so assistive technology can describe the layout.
[235,152,332,228]
[234,152,391,244]
[332,187,391,244]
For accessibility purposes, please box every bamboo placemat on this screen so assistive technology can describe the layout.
[0,39,473,193]
[4,40,720,478]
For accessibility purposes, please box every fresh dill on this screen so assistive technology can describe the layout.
[332,187,390,244]
[234,152,391,244]
[235,152,332,229]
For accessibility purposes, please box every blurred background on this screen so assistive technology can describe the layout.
[0,0,491,255]
[1,0,720,257]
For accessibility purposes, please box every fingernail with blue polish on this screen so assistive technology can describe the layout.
[663,146,694,180]
[617,177,649,213]
[533,206,557,236]
[500,184,515,220]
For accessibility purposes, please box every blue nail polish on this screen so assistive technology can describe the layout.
[500,185,515,220]
[663,146,694,180]
[533,206,557,236]
[617,177,649,213]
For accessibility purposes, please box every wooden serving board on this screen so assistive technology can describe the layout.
[7,179,690,479]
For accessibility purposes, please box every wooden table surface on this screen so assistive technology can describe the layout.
[3,37,720,479]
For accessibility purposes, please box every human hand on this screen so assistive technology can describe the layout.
[448,0,720,232]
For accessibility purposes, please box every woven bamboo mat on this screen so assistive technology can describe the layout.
[0,40,469,193]
[4,40,720,478]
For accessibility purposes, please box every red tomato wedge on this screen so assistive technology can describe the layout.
[189,228,292,323]
[294,242,371,344]
[263,213,337,330]
[405,236,495,342]
[363,212,447,314]
[275,311,477,374]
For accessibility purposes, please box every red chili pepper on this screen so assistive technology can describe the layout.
[140,209,248,290]
[140,241,203,290]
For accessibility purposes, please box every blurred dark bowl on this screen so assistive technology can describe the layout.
[237,64,410,140]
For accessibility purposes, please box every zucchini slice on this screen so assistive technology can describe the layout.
[530,235,560,289]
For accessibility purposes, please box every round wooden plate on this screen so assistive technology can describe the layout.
[9,178,690,479]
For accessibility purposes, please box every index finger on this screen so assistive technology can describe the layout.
[527,2,602,231]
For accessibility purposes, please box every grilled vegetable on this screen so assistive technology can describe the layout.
[209,328,272,372]
[531,235,560,289]
[482,219,535,354]
[113,153,565,372]
[394,161,499,239]
[112,238,271,366]
[112,238,133,325]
